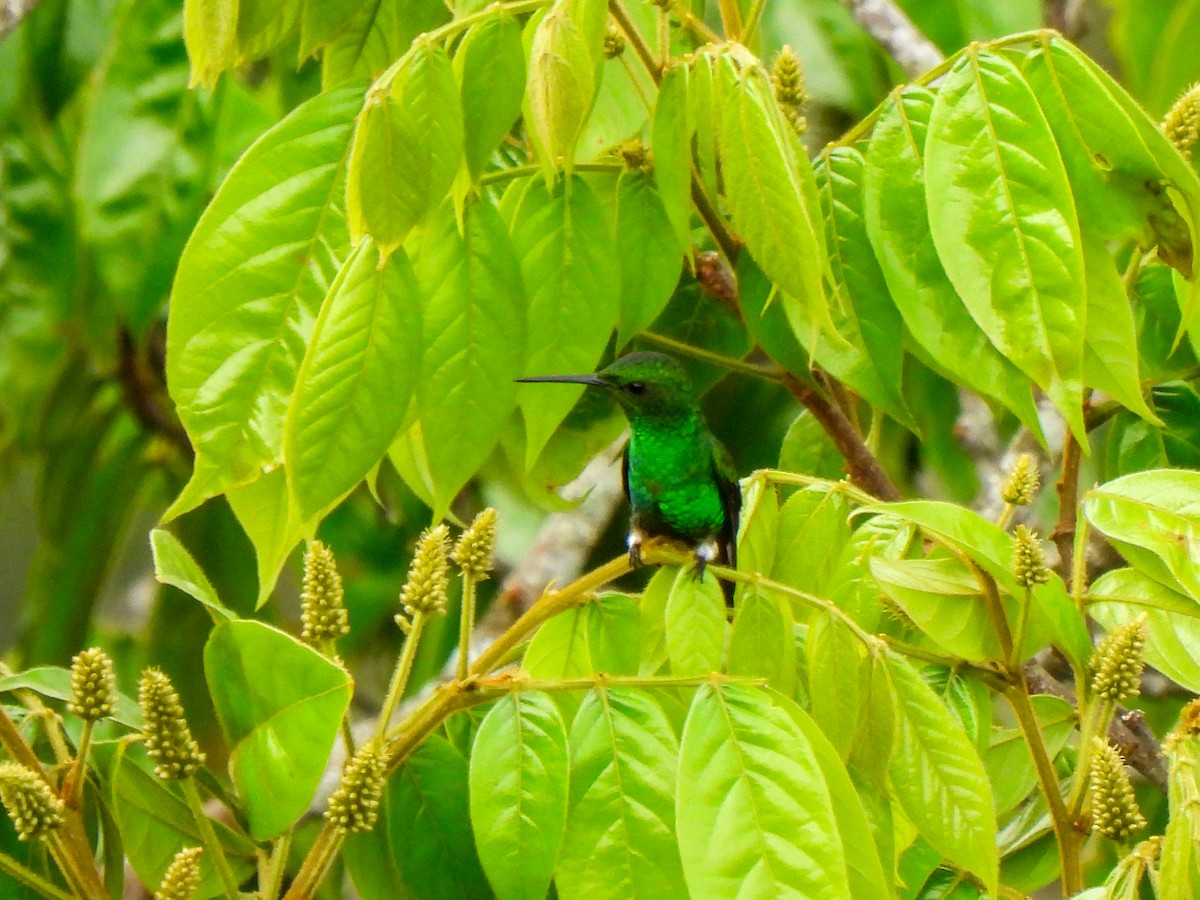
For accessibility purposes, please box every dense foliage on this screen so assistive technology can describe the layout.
[4,0,1200,897]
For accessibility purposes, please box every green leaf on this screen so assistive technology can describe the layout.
[1082,469,1200,600]
[778,410,844,480]
[0,667,142,729]
[639,566,675,676]
[184,0,237,87]
[984,694,1075,815]
[676,683,851,898]
[651,64,693,252]
[882,649,998,893]
[469,692,570,900]
[525,4,595,173]
[319,0,450,87]
[738,252,810,377]
[411,198,523,518]
[862,87,1041,438]
[1091,567,1200,692]
[166,84,360,518]
[664,566,725,676]
[204,620,352,839]
[455,14,526,180]
[772,485,851,596]
[298,0,361,58]
[284,239,421,522]
[110,742,255,894]
[524,593,640,679]
[235,0,301,60]
[728,587,795,694]
[925,48,1086,443]
[805,613,864,758]
[513,176,619,466]
[149,527,233,621]
[813,146,915,430]
[615,173,681,346]
[346,43,463,256]
[735,474,779,579]
[716,60,831,342]
[343,735,491,900]
[555,687,686,899]
[226,468,305,607]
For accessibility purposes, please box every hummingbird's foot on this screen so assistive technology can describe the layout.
[690,538,720,583]
[627,530,644,569]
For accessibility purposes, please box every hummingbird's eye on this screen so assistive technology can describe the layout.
[626,381,647,395]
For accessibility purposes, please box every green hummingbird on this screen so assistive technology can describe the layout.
[518,352,741,597]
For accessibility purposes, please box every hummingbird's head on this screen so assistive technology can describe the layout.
[516,352,698,423]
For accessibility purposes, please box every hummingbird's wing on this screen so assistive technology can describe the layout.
[710,437,741,569]
[620,446,631,503]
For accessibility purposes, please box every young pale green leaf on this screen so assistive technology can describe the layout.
[925,48,1087,444]
[343,735,491,900]
[813,147,915,431]
[226,468,305,608]
[735,474,779,578]
[850,651,895,787]
[413,198,524,518]
[984,695,1075,816]
[805,613,863,759]
[651,64,693,252]
[455,14,526,180]
[319,0,450,88]
[555,687,686,899]
[298,0,361,59]
[526,5,595,173]
[883,649,998,893]
[346,43,463,256]
[149,527,233,621]
[1091,567,1200,692]
[166,84,360,519]
[664,566,725,676]
[524,593,640,679]
[184,0,237,87]
[615,173,681,346]
[772,485,851,596]
[728,587,794,694]
[204,620,352,839]
[639,566,676,675]
[924,666,993,757]
[716,61,832,343]
[285,239,421,522]
[676,684,852,898]
[513,176,619,466]
[111,743,256,894]
[235,0,300,61]
[862,87,1042,439]
[1082,469,1200,600]
[469,692,570,900]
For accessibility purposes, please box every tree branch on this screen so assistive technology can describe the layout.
[116,328,192,457]
[0,0,46,41]
[839,0,944,79]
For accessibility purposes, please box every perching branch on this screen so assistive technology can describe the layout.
[838,0,944,79]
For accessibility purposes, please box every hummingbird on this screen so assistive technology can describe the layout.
[517,352,741,599]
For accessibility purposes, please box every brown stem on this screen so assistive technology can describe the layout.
[116,329,192,457]
[1051,430,1081,582]
[609,0,661,83]
[780,373,901,500]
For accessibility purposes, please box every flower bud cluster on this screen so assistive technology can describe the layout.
[1090,617,1146,703]
[139,668,205,780]
[155,846,203,900]
[1012,525,1050,588]
[325,742,387,834]
[0,762,66,841]
[1089,739,1146,841]
[453,508,498,581]
[68,646,116,721]
[1164,82,1200,159]
[999,453,1039,506]
[603,24,625,59]
[771,46,807,135]
[301,540,349,644]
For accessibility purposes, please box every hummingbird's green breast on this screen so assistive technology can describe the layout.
[626,415,726,542]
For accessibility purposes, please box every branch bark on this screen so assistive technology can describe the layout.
[839,0,945,79]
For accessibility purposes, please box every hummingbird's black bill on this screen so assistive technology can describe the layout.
[515,374,606,386]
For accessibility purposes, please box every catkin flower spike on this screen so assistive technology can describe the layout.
[771,45,807,135]
[397,524,451,625]
[301,540,349,645]
[0,762,66,841]
[1163,82,1200,160]
[138,668,205,780]
[1000,453,1040,507]
[1012,525,1050,588]
[325,741,387,834]
[1090,616,1147,703]
[69,647,116,721]
[453,508,498,582]
[155,846,203,900]
[1089,739,1147,841]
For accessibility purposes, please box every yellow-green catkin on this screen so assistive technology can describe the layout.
[1090,616,1147,703]
[1000,454,1040,506]
[325,741,387,834]
[603,24,625,59]
[68,646,116,721]
[771,45,807,135]
[154,846,203,900]
[138,668,205,780]
[301,540,349,645]
[0,763,66,841]
[1012,525,1050,588]
[453,508,498,581]
[1163,82,1200,159]
[1090,739,1147,841]
[397,525,451,631]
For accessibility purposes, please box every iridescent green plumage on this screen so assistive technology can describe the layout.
[518,352,741,597]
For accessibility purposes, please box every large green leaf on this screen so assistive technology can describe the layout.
[555,687,686,899]
[319,0,450,87]
[813,146,914,430]
[1082,469,1200,600]
[771,485,851,596]
[524,593,641,680]
[862,87,1041,438]
[512,176,619,466]
[455,14,526,180]
[226,467,304,607]
[469,692,570,900]
[149,527,234,621]
[184,0,238,87]
[925,48,1086,443]
[715,58,831,342]
[284,239,421,522]
[346,43,463,257]
[664,566,725,676]
[203,620,352,839]
[614,172,681,346]
[805,613,864,758]
[166,84,360,518]
[728,587,795,695]
[343,734,491,900]
[650,64,693,252]
[883,649,998,893]
[407,198,523,518]
[676,684,851,898]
